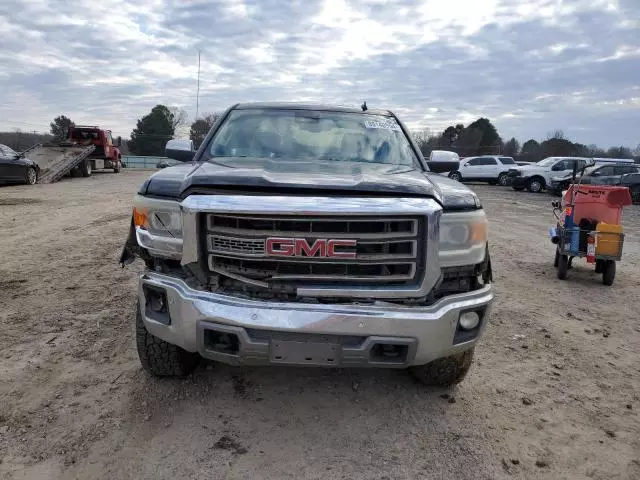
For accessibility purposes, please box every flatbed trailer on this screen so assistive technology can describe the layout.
[27,143,96,184]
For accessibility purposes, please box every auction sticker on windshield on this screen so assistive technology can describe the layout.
[364,120,401,131]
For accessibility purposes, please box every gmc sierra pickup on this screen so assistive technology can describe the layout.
[120,103,493,386]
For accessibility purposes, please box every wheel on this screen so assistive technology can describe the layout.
[448,171,462,182]
[498,173,509,186]
[595,259,605,274]
[409,348,474,386]
[554,249,559,267]
[136,303,200,376]
[513,186,525,191]
[602,260,616,286]
[80,159,92,177]
[557,254,568,279]
[527,177,544,193]
[25,167,37,185]
[114,162,121,173]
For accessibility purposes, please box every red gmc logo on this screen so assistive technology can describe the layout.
[265,237,357,259]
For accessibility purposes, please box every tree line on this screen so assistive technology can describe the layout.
[413,118,638,162]
[2,105,638,161]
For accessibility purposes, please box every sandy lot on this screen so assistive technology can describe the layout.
[1,170,639,480]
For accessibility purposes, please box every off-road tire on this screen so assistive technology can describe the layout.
[25,167,37,185]
[498,173,509,186]
[557,254,569,279]
[409,348,475,387]
[80,159,92,177]
[136,304,200,377]
[527,177,545,193]
[602,260,616,286]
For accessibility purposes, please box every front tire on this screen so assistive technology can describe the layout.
[527,177,544,193]
[449,171,462,182]
[25,167,37,185]
[498,173,509,186]
[409,348,474,386]
[557,254,569,279]
[136,303,200,377]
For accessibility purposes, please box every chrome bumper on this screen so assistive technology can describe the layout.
[138,272,493,368]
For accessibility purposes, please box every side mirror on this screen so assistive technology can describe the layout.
[427,150,460,174]
[117,136,122,147]
[165,139,195,162]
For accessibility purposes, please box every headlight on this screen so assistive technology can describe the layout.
[132,195,183,259]
[439,210,488,267]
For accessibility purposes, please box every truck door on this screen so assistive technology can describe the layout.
[104,131,113,159]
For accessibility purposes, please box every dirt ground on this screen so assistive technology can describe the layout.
[1,170,639,480]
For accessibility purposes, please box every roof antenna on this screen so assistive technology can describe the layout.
[361,101,367,112]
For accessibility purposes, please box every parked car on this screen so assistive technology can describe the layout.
[620,173,640,203]
[548,163,640,196]
[507,157,591,193]
[0,144,40,185]
[447,155,516,185]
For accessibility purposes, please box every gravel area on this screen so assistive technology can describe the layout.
[1,170,639,480]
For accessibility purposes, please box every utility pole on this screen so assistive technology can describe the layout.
[196,50,201,120]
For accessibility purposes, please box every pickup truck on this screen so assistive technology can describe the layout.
[120,103,493,386]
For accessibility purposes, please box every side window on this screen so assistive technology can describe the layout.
[551,160,566,171]
[596,166,614,176]
[499,157,515,165]
[466,158,481,166]
[614,166,633,175]
[106,132,113,146]
[0,146,6,157]
[482,158,498,165]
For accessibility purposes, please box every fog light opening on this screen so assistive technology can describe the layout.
[459,311,480,331]
[149,292,166,313]
[204,330,240,355]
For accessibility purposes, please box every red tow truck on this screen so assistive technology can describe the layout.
[67,125,123,176]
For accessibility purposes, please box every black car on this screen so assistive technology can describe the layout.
[547,163,640,196]
[0,144,40,185]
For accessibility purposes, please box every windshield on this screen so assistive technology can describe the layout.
[3,145,17,156]
[206,109,419,167]
[536,157,559,167]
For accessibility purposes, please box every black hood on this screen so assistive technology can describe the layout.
[139,159,481,210]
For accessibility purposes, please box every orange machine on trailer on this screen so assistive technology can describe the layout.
[67,124,123,176]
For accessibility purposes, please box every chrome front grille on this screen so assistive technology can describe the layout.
[205,214,423,285]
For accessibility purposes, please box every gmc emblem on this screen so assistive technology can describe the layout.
[265,237,357,259]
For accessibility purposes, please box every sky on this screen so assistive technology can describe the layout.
[0,0,639,148]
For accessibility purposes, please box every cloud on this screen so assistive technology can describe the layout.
[0,0,638,148]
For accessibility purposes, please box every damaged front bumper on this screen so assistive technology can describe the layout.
[137,271,493,368]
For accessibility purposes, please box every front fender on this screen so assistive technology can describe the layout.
[119,217,153,266]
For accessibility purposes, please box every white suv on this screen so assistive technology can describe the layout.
[447,156,516,186]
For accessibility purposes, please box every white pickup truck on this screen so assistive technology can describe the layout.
[507,157,637,193]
